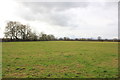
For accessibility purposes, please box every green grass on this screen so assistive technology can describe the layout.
[2,41,118,78]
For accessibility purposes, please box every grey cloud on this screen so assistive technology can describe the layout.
[19,2,116,28]
[18,2,89,27]
[49,14,70,26]
[22,2,89,10]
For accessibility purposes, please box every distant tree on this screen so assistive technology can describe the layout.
[42,34,47,41]
[4,21,21,40]
[4,21,57,41]
[39,32,47,41]
[4,21,33,41]
[113,38,118,42]
[32,32,38,41]
[20,24,27,40]
[105,39,108,41]
[75,38,79,41]
[80,38,87,41]
[63,37,70,41]
[59,37,63,40]
[47,34,55,41]
[98,36,102,41]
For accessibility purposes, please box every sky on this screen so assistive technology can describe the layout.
[0,0,118,39]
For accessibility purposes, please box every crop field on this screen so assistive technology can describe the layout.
[2,41,118,78]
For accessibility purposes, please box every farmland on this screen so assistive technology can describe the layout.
[2,41,118,78]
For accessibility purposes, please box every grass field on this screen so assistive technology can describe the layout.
[2,41,118,78]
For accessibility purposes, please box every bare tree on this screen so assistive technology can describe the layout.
[4,21,57,41]
[4,21,20,40]
[98,36,102,41]
[4,21,34,41]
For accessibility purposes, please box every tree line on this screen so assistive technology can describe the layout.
[2,21,119,42]
[3,21,56,41]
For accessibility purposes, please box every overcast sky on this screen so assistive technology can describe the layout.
[0,0,118,39]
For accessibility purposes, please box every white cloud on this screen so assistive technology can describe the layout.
[0,0,118,39]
